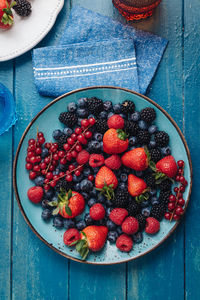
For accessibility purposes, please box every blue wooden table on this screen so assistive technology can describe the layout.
[0,0,200,299]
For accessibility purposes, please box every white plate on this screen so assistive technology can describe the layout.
[0,0,64,62]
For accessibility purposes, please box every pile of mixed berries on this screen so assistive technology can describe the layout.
[26,97,188,260]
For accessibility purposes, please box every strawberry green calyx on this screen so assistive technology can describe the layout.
[116,129,128,141]
[49,188,73,216]
[70,232,89,260]
[135,189,150,204]
[1,1,16,26]
[96,182,115,200]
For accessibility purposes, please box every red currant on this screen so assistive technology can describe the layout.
[25,163,33,170]
[173,214,180,221]
[28,139,35,145]
[66,152,72,161]
[49,165,55,172]
[178,198,185,207]
[29,171,37,180]
[53,143,58,149]
[75,144,82,152]
[175,175,180,182]
[53,153,59,161]
[180,185,185,193]
[44,157,50,164]
[164,212,172,220]
[71,150,78,158]
[50,180,57,187]
[58,150,65,158]
[38,137,45,145]
[71,133,77,141]
[178,192,183,199]
[168,202,175,211]
[67,138,75,145]
[36,156,41,163]
[60,158,67,164]
[64,143,70,151]
[184,180,188,186]
[177,160,184,168]
[178,168,183,175]
[35,147,42,155]
[88,117,95,125]
[81,137,87,145]
[40,162,47,169]
[38,132,44,138]
[88,175,94,181]
[53,175,59,181]
[46,172,53,180]
[174,187,179,193]
[75,127,82,135]
[169,195,176,202]
[85,131,92,139]
[41,170,46,175]
[179,176,185,184]
[77,134,85,143]
[33,165,41,172]
[44,179,49,184]
[29,156,37,164]
[27,151,35,158]
[81,119,90,128]
[26,157,30,163]
[45,142,51,149]
[44,184,50,190]
[59,172,65,177]
[69,164,75,171]
[65,174,73,182]
[74,170,81,176]
[77,165,83,172]
[28,144,35,151]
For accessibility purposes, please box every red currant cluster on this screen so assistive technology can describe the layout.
[165,160,188,221]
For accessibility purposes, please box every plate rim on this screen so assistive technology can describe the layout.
[13,86,193,265]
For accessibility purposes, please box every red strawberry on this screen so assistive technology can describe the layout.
[0,0,14,29]
[105,154,122,170]
[58,190,85,219]
[90,203,105,220]
[72,226,108,259]
[116,234,133,252]
[121,216,139,234]
[145,217,160,234]
[63,229,80,246]
[109,208,128,225]
[128,174,147,197]
[103,129,129,154]
[76,150,90,165]
[27,186,43,204]
[107,114,124,129]
[89,153,104,167]
[95,166,118,191]
[156,155,177,178]
[122,147,148,171]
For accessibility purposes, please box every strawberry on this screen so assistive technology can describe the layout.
[145,217,160,234]
[109,208,128,225]
[89,153,104,167]
[63,229,80,246]
[72,226,108,259]
[95,166,118,200]
[76,150,90,165]
[107,114,124,129]
[50,189,85,219]
[27,186,43,204]
[0,0,15,29]
[105,154,122,170]
[121,216,139,235]
[116,234,133,252]
[90,203,105,220]
[103,129,129,154]
[128,174,147,197]
[121,147,148,171]
[155,155,177,178]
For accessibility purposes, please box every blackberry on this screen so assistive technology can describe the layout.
[159,179,172,191]
[59,112,78,128]
[151,203,167,221]
[144,174,156,188]
[55,178,73,192]
[13,0,31,17]
[159,190,171,204]
[136,214,146,231]
[57,134,67,150]
[137,130,151,145]
[149,148,162,163]
[94,118,109,134]
[154,131,169,147]
[140,107,156,123]
[121,100,135,114]
[127,200,141,216]
[86,97,104,115]
[114,188,129,208]
[124,120,139,135]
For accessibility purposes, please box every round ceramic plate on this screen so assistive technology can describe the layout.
[0,0,64,62]
[13,87,192,265]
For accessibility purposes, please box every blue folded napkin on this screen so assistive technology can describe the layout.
[33,6,168,97]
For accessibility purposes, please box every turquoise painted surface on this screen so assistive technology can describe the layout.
[0,0,199,298]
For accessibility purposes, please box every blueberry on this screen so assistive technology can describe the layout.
[90,188,97,197]
[59,163,67,171]
[44,188,54,200]
[73,174,84,183]
[149,140,156,149]
[113,103,121,113]
[150,189,157,196]
[88,198,96,207]
[108,112,114,118]
[118,182,126,190]
[106,220,116,231]
[41,148,49,158]
[67,102,77,113]
[52,129,62,140]
[83,168,92,177]
[53,169,60,175]
[142,207,151,217]
[133,232,143,244]
[63,127,73,137]
[82,192,90,201]
[108,231,118,243]
[88,141,101,152]
[88,114,95,119]
[53,216,63,228]
[105,199,113,207]
[151,196,159,205]
[41,199,50,209]
[77,108,88,118]
[97,194,106,203]
[148,125,157,134]
[76,220,86,230]
[84,213,93,226]
[129,136,137,146]
[161,146,171,156]
[106,207,113,216]
[78,98,86,108]
[103,101,113,111]
[41,209,52,220]
[116,227,123,235]
[119,113,126,119]
[96,219,106,226]
[121,166,130,174]
[135,171,143,177]
[138,120,148,130]
[63,219,76,229]
[93,167,100,174]
[74,183,81,192]
[80,179,93,193]
[99,111,108,119]
[141,200,150,207]
[131,111,140,122]
[94,132,103,141]
[120,173,128,182]
[34,176,44,187]
[100,141,104,151]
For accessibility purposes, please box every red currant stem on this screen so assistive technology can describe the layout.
[47,164,84,185]
[170,163,185,221]
[45,142,53,174]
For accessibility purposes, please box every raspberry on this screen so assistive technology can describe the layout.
[27,186,43,204]
[76,150,90,165]
[145,217,160,234]
[116,234,133,252]
[63,229,80,246]
[90,203,105,220]
[89,154,104,167]
[122,216,139,234]
[105,154,122,170]
[107,114,124,129]
[109,208,128,225]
